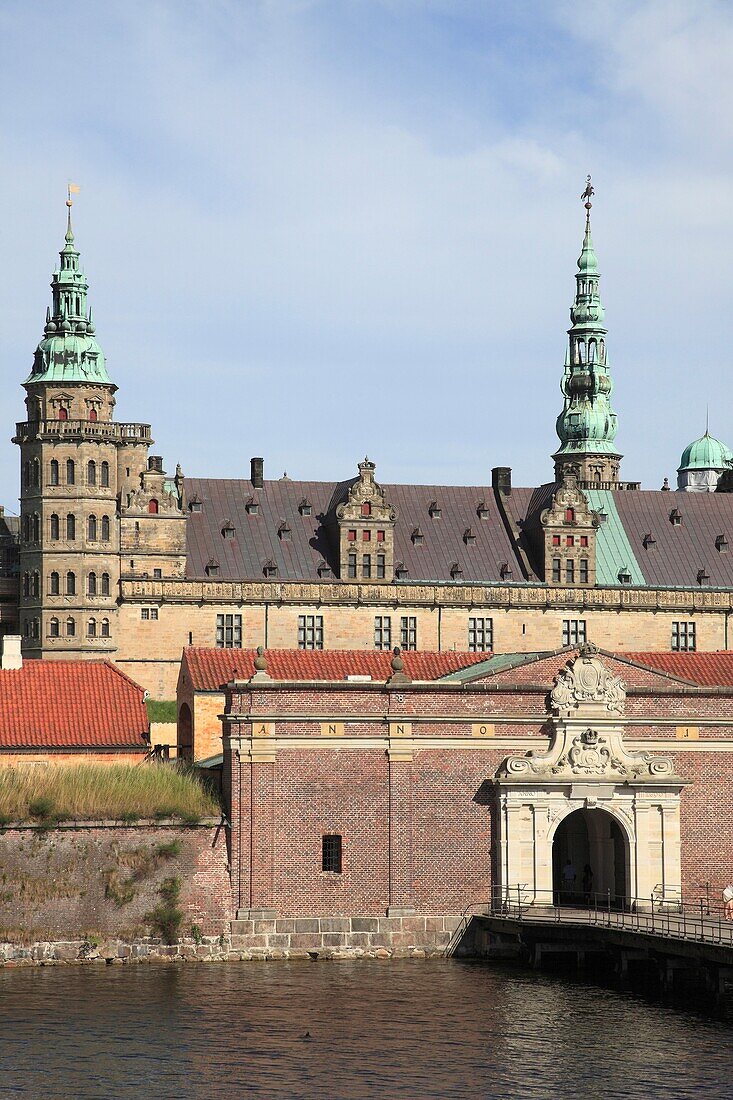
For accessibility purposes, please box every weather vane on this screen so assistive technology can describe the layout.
[66,181,80,209]
[581,175,594,210]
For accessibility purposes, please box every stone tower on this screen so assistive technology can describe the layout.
[13,197,154,657]
[553,180,621,488]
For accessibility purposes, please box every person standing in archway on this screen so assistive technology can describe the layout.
[561,859,576,905]
[582,864,594,905]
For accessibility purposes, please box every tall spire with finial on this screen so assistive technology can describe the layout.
[24,186,112,385]
[553,177,621,488]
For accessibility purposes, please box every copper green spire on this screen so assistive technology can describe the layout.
[25,191,111,386]
[553,178,621,486]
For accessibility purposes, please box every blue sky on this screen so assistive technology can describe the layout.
[1,0,732,503]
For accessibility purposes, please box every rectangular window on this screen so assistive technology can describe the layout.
[552,535,560,547]
[347,552,357,579]
[377,530,385,542]
[566,535,574,547]
[580,536,588,547]
[141,608,149,620]
[362,554,371,579]
[322,834,342,873]
[376,554,385,579]
[298,615,323,650]
[362,530,371,541]
[671,621,696,652]
[400,616,417,651]
[562,619,587,647]
[216,613,242,648]
[552,558,561,583]
[374,615,392,650]
[347,529,357,542]
[153,568,162,579]
[468,617,493,653]
[151,608,159,621]
[566,559,575,583]
[579,558,589,583]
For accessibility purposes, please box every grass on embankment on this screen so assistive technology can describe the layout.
[0,763,220,826]
[146,699,177,724]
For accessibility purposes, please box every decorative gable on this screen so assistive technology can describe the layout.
[540,467,599,586]
[336,458,396,582]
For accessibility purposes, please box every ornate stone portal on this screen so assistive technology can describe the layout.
[494,646,686,908]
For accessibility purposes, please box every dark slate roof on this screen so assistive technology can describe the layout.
[185,477,524,583]
[501,484,554,579]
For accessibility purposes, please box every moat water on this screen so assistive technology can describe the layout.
[1,960,733,1099]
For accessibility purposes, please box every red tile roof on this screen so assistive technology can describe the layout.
[181,648,492,691]
[0,661,149,751]
[624,652,733,687]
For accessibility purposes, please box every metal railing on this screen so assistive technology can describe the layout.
[475,885,733,948]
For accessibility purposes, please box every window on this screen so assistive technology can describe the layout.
[672,622,696,652]
[58,407,68,421]
[66,513,75,540]
[101,619,110,638]
[362,530,371,541]
[153,568,162,579]
[347,552,357,579]
[50,513,59,540]
[374,615,392,650]
[468,617,493,653]
[400,616,417,651]
[299,500,312,516]
[32,459,40,488]
[66,616,76,637]
[565,508,575,522]
[23,461,30,489]
[87,619,97,638]
[298,614,323,650]
[579,558,589,583]
[223,524,236,540]
[552,535,560,547]
[565,559,575,583]
[32,514,40,542]
[66,459,75,485]
[566,535,574,547]
[50,571,60,595]
[148,499,159,514]
[101,573,110,596]
[87,460,96,486]
[216,613,242,648]
[141,608,149,620]
[88,515,97,541]
[562,619,586,647]
[412,529,424,545]
[101,515,110,541]
[50,459,59,486]
[428,502,441,518]
[580,536,588,548]
[22,515,29,542]
[376,554,385,579]
[66,571,76,596]
[376,531,385,542]
[361,501,371,517]
[362,554,371,579]
[31,573,39,597]
[347,529,357,542]
[322,834,342,873]
[100,461,110,488]
[50,618,59,638]
[552,558,561,583]
[88,572,97,596]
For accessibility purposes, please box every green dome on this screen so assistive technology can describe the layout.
[26,330,110,385]
[678,431,733,473]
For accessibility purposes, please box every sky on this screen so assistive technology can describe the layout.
[1,0,733,506]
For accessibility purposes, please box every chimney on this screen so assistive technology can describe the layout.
[1,635,22,670]
[251,457,264,490]
[492,467,512,496]
[148,455,164,473]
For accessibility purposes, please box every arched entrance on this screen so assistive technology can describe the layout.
[178,703,193,761]
[552,808,627,908]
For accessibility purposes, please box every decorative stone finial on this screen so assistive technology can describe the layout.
[387,646,411,685]
[250,645,272,682]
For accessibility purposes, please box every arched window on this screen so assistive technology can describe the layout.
[577,340,585,363]
[32,514,40,542]
[50,618,59,638]
[101,618,110,637]
[50,459,59,486]
[87,460,97,486]
[66,571,76,596]
[66,514,76,540]
[50,571,60,595]
[50,514,59,540]
[361,501,371,517]
[148,499,159,514]
[66,616,75,637]
[89,408,98,422]
[88,572,97,596]
[22,573,29,597]
[58,407,68,421]
[599,340,605,364]
[101,572,110,597]
[588,340,597,363]
[88,515,97,541]
[87,618,97,638]
[565,507,575,523]
[22,515,30,542]
[32,573,40,597]
[32,459,40,488]
[101,515,110,541]
[66,459,75,485]
[100,461,110,488]
[23,461,30,489]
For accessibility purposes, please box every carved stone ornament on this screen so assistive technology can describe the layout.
[540,469,600,530]
[550,646,626,717]
[335,458,397,524]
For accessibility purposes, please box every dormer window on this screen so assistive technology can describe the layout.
[716,534,729,553]
[411,528,424,545]
[205,559,220,577]
[670,509,682,527]
[697,567,710,586]
[463,528,476,546]
[189,498,202,513]
[263,560,278,578]
[395,562,408,580]
[597,511,608,524]
[317,561,332,578]
[450,562,463,580]
[477,503,490,520]
[643,533,656,550]
[278,522,292,541]
[499,562,513,580]
[245,498,260,515]
[222,521,236,539]
[299,499,313,516]
[618,567,632,585]
[428,502,441,519]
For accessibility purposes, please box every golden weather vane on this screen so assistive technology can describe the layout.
[66,181,80,208]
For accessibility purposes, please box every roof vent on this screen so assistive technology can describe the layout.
[205,558,220,577]
[221,520,236,539]
[597,510,608,524]
[263,560,278,578]
[618,567,632,585]
[642,533,656,549]
[450,562,463,580]
[716,534,729,553]
[317,561,332,578]
[278,522,292,542]
[463,528,476,545]
[670,508,682,526]
[395,562,408,580]
[299,499,312,516]
[189,496,202,514]
[428,501,441,518]
[411,527,424,545]
[477,502,490,519]
[499,561,513,580]
[697,567,710,585]
[245,497,259,515]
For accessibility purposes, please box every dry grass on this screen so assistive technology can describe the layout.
[0,763,220,825]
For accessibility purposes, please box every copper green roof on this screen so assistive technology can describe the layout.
[585,488,646,585]
[25,205,111,387]
[678,431,733,473]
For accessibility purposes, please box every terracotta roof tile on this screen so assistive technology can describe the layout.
[181,648,491,691]
[0,661,149,750]
[624,652,733,687]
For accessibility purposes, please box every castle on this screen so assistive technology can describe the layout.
[10,188,733,699]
